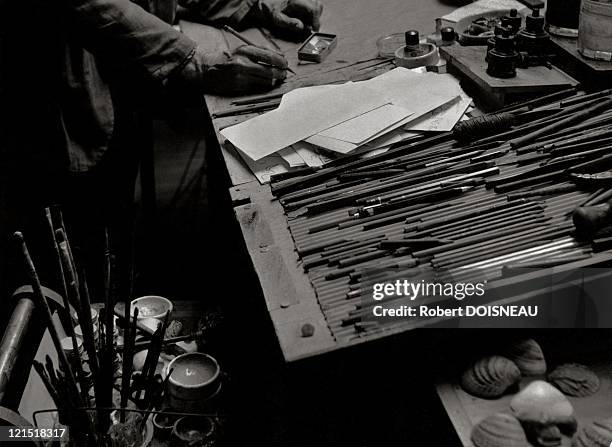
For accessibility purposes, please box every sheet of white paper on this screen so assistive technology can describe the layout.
[317,104,413,144]
[358,68,460,119]
[306,134,358,154]
[318,104,412,144]
[307,93,459,154]
[292,142,334,167]
[407,94,473,132]
[442,0,527,23]
[235,147,288,184]
[306,118,420,153]
[278,147,306,167]
[221,83,389,161]
[310,68,459,153]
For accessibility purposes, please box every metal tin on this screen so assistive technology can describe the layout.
[298,33,338,63]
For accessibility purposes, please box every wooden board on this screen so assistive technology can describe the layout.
[231,183,336,361]
[179,0,459,360]
[441,44,578,107]
[437,335,612,446]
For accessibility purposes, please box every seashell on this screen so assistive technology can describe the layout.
[511,380,577,446]
[510,380,575,424]
[506,339,547,376]
[572,418,612,447]
[548,363,600,397]
[471,413,530,447]
[461,356,521,399]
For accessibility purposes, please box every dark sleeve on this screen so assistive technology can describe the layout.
[178,0,256,25]
[66,0,197,81]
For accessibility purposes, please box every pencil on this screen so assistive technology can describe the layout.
[222,25,296,74]
[223,24,257,46]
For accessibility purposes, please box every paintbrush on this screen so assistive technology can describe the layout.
[15,232,96,439]
[212,99,281,118]
[138,367,175,433]
[100,229,115,432]
[120,307,139,422]
[142,312,171,406]
[44,208,90,405]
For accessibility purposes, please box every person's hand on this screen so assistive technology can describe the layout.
[247,0,323,39]
[180,45,288,95]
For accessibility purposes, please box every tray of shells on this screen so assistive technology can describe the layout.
[437,338,612,447]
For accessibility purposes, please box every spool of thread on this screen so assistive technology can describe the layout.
[453,113,515,142]
[438,27,457,48]
[394,30,439,68]
[579,0,612,61]
[502,8,523,34]
[487,28,519,78]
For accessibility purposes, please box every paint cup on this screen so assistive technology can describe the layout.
[171,416,216,446]
[152,413,179,440]
[166,353,221,412]
[131,296,173,320]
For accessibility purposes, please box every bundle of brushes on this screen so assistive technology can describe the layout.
[14,207,172,446]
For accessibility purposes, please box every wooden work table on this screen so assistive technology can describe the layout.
[182,0,459,362]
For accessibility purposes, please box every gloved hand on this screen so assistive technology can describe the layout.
[179,45,288,95]
[245,0,323,39]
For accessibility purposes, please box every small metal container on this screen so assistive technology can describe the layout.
[298,33,338,62]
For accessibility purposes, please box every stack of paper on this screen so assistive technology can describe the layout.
[221,68,473,184]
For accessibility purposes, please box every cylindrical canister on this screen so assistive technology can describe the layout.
[546,0,581,37]
[166,353,221,412]
[579,0,612,60]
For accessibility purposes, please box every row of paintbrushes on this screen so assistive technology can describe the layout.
[269,87,612,341]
